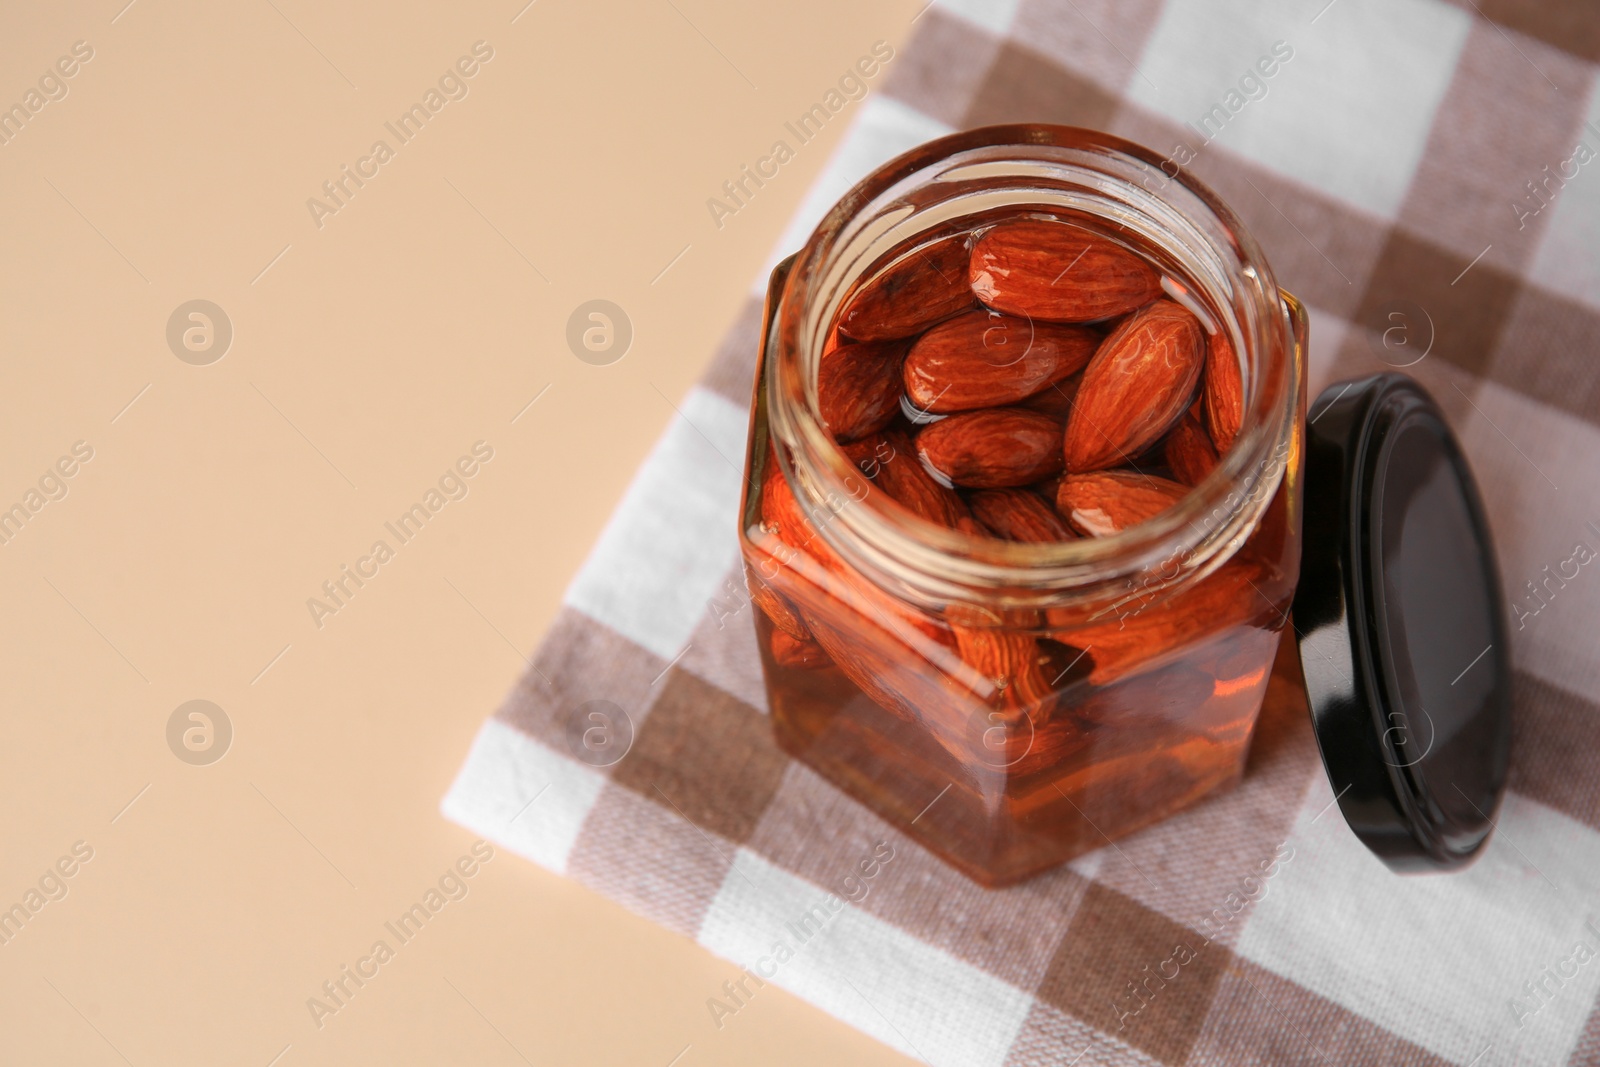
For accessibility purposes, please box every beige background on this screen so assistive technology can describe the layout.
[0,1,922,1063]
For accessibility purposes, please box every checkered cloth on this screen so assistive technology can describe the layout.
[444,1,1600,1062]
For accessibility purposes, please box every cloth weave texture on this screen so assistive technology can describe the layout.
[446,2,1600,1062]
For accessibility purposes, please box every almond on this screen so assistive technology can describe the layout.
[1049,560,1276,684]
[949,618,1055,720]
[1056,470,1187,537]
[841,430,969,526]
[770,629,831,669]
[800,615,922,724]
[1063,300,1203,472]
[969,219,1164,323]
[915,408,1064,489]
[968,488,1076,542]
[801,605,992,750]
[946,557,1055,722]
[817,340,905,442]
[750,579,809,641]
[903,310,1097,414]
[838,233,976,342]
[756,455,955,652]
[757,525,1002,742]
[1203,328,1243,454]
[1017,374,1080,420]
[1163,409,1219,487]
[760,452,819,552]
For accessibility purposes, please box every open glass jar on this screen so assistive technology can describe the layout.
[737,125,1307,887]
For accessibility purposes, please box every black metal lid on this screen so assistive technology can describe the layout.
[1293,373,1513,872]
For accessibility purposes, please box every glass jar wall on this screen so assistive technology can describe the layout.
[738,126,1307,887]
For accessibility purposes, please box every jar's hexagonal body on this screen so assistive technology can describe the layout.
[739,127,1307,887]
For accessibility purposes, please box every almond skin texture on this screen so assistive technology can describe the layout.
[1203,328,1244,454]
[1164,409,1220,487]
[1056,470,1187,537]
[841,431,969,527]
[1063,300,1204,472]
[916,408,1066,489]
[838,234,976,342]
[817,340,905,443]
[903,311,1098,414]
[968,489,1076,542]
[969,219,1164,323]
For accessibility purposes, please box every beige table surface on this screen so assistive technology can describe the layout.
[0,1,923,1063]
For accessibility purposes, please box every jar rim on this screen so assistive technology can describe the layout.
[765,124,1302,613]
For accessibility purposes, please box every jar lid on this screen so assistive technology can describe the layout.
[1293,373,1513,872]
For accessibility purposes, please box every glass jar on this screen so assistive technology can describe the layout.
[738,125,1307,887]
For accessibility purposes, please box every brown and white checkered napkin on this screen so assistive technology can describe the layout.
[446,2,1600,1062]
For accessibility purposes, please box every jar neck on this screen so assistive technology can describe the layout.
[766,125,1301,617]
